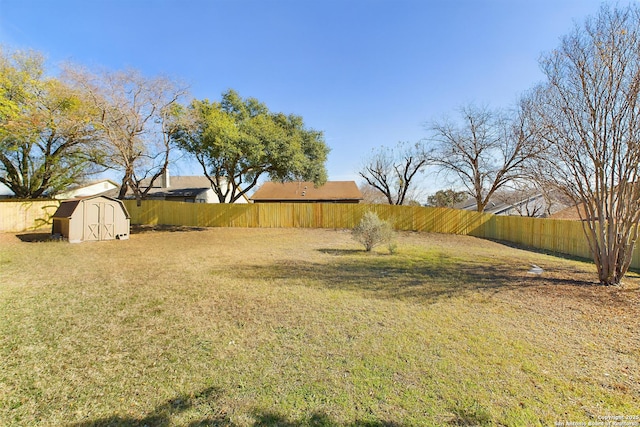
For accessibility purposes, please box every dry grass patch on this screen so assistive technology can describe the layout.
[0,228,638,426]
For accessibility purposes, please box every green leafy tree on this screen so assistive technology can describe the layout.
[0,48,102,198]
[173,90,329,203]
[427,189,467,208]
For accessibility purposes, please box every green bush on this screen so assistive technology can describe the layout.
[352,211,394,252]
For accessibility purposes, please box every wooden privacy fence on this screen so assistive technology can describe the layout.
[121,199,603,265]
[122,200,494,234]
[5,198,638,270]
[0,200,60,233]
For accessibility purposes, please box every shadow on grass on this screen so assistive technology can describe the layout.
[485,237,595,264]
[68,386,403,427]
[130,224,208,234]
[69,386,225,427]
[488,237,640,281]
[318,248,367,255]
[240,249,597,305]
[16,232,55,242]
[253,412,402,427]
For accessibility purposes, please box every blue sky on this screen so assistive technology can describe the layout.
[0,0,611,195]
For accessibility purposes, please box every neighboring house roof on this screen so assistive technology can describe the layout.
[55,172,248,204]
[0,182,14,197]
[134,172,249,203]
[142,175,210,189]
[453,198,478,211]
[453,197,517,215]
[142,176,212,199]
[550,205,584,220]
[550,184,640,221]
[250,181,363,203]
[454,193,569,217]
[55,179,120,199]
[550,202,600,221]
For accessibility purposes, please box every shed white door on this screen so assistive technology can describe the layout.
[84,201,116,241]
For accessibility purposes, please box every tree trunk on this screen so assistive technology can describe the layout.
[587,222,636,286]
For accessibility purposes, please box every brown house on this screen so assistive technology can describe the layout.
[52,195,130,243]
[250,181,363,203]
[550,204,587,220]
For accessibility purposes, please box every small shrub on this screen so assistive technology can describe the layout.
[352,211,394,252]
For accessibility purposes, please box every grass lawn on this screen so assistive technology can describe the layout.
[0,227,638,426]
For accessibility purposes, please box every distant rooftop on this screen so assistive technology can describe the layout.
[0,182,14,197]
[250,181,363,203]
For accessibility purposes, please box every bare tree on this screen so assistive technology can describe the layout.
[64,67,188,204]
[358,141,429,205]
[426,103,543,213]
[530,4,640,285]
[359,182,390,204]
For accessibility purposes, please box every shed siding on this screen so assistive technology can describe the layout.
[52,195,130,243]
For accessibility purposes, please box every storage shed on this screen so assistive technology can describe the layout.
[52,195,130,243]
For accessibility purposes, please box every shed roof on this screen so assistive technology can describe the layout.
[250,181,363,202]
[52,195,130,219]
[52,199,81,218]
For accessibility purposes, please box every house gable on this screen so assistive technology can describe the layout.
[56,180,120,199]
